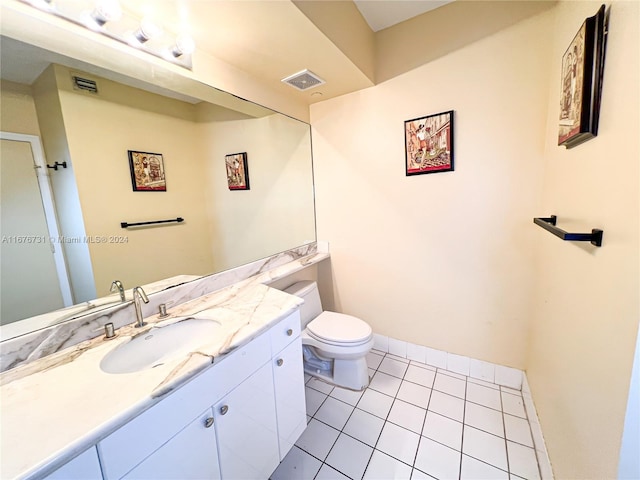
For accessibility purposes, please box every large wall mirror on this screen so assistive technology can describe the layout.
[0,35,316,338]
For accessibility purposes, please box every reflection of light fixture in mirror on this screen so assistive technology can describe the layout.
[19,0,194,69]
[90,0,122,27]
[133,17,163,44]
[171,33,195,57]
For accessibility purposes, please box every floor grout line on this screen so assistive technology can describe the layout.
[286,352,544,480]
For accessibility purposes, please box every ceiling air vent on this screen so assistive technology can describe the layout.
[72,76,98,94]
[281,69,325,91]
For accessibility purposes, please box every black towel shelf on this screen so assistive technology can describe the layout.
[533,215,603,247]
[121,217,184,229]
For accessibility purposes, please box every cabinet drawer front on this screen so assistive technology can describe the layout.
[270,310,301,355]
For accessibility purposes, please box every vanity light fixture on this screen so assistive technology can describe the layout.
[19,0,195,70]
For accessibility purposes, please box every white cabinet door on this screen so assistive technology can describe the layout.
[273,336,307,460]
[214,362,279,480]
[121,409,220,480]
[44,447,102,480]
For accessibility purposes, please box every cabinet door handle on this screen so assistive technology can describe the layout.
[220,405,229,415]
[276,358,284,367]
[286,328,293,336]
[204,417,214,428]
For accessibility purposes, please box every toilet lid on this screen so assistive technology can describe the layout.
[306,311,372,345]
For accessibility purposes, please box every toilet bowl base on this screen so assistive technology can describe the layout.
[304,356,370,391]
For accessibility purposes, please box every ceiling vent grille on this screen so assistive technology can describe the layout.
[281,69,325,91]
[72,76,98,94]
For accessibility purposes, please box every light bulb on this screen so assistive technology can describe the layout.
[172,33,195,57]
[91,0,122,27]
[134,17,163,43]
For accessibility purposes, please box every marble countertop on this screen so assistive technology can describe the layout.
[0,282,303,480]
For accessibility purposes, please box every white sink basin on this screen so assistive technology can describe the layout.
[100,319,222,374]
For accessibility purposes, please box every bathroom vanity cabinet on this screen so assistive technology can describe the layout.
[43,310,305,480]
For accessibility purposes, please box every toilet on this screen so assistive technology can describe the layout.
[283,281,374,391]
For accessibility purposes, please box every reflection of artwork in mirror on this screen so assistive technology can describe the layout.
[128,150,167,191]
[405,110,454,176]
[225,152,250,190]
[558,5,607,149]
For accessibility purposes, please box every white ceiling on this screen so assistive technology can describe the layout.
[353,0,455,32]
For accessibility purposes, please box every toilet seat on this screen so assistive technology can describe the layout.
[306,311,373,346]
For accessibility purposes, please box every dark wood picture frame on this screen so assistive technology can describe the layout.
[558,4,607,149]
[128,150,166,191]
[405,110,454,176]
[225,152,250,190]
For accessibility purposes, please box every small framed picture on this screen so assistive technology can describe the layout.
[128,150,166,191]
[225,152,250,190]
[558,5,607,148]
[405,110,454,176]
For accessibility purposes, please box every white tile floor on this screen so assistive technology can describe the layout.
[271,350,543,480]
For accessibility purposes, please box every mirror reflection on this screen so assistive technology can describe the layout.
[0,36,316,333]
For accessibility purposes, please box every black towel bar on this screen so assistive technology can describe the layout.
[533,215,603,247]
[121,217,184,228]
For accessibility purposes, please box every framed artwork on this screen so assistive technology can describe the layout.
[225,152,250,190]
[405,110,454,176]
[128,150,166,191]
[558,4,607,149]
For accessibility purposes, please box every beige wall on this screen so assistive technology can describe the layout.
[292,0,375,83]
[32,67,97,303]
[526,1,640,478]
[375,1,557,83]
[313,0,639,476]
[312,6,553,370]
[198,106,315,272]
[52,66,215,296]
[0,80,41,136]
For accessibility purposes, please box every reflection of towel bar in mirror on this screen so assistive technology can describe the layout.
[533,215,603,247]
[121,217,184,229]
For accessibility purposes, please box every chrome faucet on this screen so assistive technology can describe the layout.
[132,286,149,328]
[110,280,125,302]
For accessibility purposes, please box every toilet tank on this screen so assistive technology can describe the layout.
[283,281,323,328]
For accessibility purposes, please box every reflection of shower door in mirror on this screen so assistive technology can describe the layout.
[0,133,72,325]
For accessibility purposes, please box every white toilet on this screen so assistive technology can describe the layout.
[283,281,374,391]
